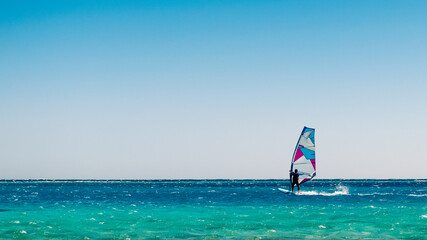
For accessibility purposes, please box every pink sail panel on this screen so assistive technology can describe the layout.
[294,146,304,162]
[310,159,316,170]
[300,178,311,184]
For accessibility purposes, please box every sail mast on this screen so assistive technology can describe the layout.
[289,127,306,190]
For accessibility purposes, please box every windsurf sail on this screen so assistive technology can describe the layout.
[290,127,316,186]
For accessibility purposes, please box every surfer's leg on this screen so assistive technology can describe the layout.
[297,182,300,191]
[291,183,294,192]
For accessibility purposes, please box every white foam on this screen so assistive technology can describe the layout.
[421,214,427,218]
[295,185,349,196]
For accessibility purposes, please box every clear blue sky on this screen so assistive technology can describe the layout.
[1,0,426,179]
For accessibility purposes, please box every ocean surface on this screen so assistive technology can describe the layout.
[0,179,426,239]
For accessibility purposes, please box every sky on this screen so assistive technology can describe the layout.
[1,0,426,179]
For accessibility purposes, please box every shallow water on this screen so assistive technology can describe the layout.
[0,179,426,239]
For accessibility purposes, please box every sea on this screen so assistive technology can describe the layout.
[0,179,426,239]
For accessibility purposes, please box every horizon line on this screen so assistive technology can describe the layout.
[1,178,425,182]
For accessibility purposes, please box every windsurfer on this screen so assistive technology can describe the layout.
[290,169,303,192]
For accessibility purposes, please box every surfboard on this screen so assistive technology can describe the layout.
[278,188,292,194]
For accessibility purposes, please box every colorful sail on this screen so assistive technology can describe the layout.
[290,127,316,184]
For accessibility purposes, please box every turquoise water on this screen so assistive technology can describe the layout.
[0,180,426,239]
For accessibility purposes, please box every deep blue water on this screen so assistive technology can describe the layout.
[0,179,426,239]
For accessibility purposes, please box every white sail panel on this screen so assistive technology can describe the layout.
[298,135,314,150]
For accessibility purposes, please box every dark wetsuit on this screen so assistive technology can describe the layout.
[290,172,302,192]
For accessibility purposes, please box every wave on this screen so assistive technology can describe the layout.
[295,185,349,196]
[357,193,394,196]
[408,194,427,197]
[355,193,426,197]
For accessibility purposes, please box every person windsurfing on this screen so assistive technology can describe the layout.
[290,169,303,192]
